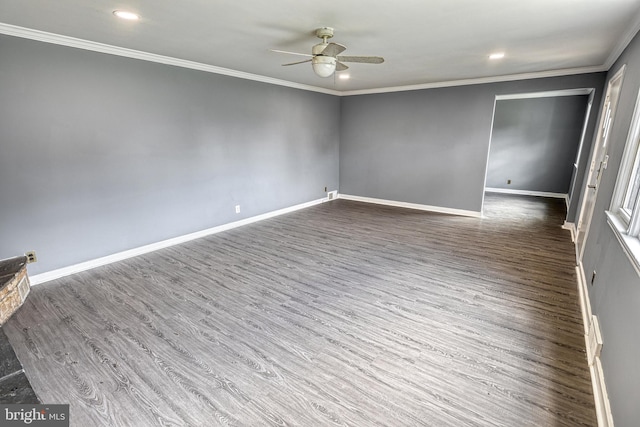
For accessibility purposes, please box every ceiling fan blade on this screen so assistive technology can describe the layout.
[319,42,347,57]
[270,49,313,57]
[337,55,385,64]
[282,59,312,66]
[336,61,349,71]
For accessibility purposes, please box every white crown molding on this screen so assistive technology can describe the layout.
[0,22,616,97]
[339,66,608,96]
[338,194,481,218]
[0,23,342,96]
[29,197,332,285]
[496,88,594,100]
[603,9,640,69]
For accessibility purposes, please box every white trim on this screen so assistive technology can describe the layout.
[576,262,615,426]
[576,263,593,334]
[577,65,627,263]
[30,197,331,285]
[338,194,482,218]
[591,357,615,427]
[485,187,568,200]
[0,23,607,97]
[339,66,607,96]
[568,92,595,212]
[496,88,594,100]
[0,23,341,96]
[605,211,640,277]
[481,97,499,216]
[562,221,576,242]
[587,315,603,365]
[610,88,640,214]
[603,8,640,69]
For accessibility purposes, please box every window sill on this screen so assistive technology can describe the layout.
[605,210,640,277]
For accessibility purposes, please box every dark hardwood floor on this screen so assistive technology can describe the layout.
[3,194,596,426]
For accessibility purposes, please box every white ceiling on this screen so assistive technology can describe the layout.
[1,0,640,94]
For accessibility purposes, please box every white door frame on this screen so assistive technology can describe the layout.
[567,92,595,211]
[576,65,626,262]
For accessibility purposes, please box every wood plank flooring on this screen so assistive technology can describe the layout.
[3,194,596,426]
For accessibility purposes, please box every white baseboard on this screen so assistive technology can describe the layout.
[485,187,568,200]
[576,262,614,426]
[587,315,603,365]
[591,358,615,427]
[30,197,331,285]
[576,263,592,334]
[338,194,482,218]
[563,221,577,242]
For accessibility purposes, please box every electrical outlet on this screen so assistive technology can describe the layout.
[25,251,37,263]
[235,205,241,214]
[324,186,327,192]
[507,179,512,185]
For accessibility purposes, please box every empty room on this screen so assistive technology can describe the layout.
[2,1,640,426]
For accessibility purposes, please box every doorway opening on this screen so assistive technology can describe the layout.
[482,88,596,226]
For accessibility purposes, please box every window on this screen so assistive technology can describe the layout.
[608,88,640,274]
[621,144,640,222]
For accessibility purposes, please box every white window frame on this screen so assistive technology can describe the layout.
[607,88,640,275]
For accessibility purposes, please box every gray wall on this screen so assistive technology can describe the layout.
[579,30,640,427]
[0,35,340,275]
[486,96,589,193]
[339,73,605,214]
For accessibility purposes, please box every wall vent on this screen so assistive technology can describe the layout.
[327,190,338,200]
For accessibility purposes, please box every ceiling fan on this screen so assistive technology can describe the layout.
[272,27,384,78]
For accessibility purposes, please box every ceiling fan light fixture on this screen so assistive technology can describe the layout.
[274,27,383,77]
[312,56,336,77]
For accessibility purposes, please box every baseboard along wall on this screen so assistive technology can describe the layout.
[31,193,483,284]
[563,221,577,242]
[485,187,568,199]
[338,194,482,218]
[30,196,332,285]
[576,262,615,427]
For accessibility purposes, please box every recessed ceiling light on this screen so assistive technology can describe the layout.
[489,52,505,60]
[113,10,140,20]
[338,74,350,80]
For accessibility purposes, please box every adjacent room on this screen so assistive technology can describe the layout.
[2,1,640,426]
